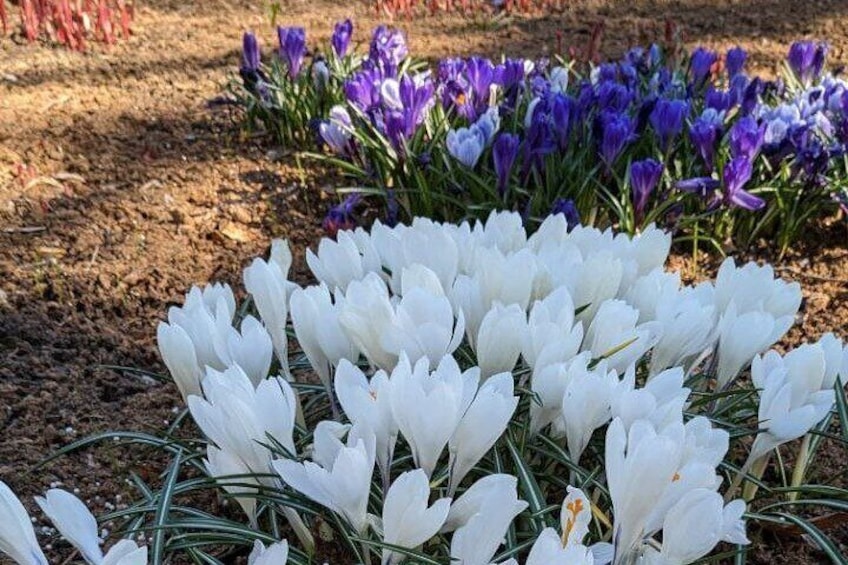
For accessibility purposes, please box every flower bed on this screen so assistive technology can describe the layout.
[234,22,848,253]
[2,212,845,564]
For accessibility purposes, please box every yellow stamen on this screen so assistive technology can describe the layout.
[561,498,584,545]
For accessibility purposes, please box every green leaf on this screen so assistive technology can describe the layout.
[152,449,182,565]
[504,435,549,532]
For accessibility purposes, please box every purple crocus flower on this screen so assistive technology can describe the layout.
[523,114,556,180]
[630,158,664,216]
[369,25,408,76]
[599,111,635,165]
[725,46,747,79]
[550,94,575,150]
[722,156,764,210]
[242,32,261,73]
[690,47,717,86]
[438,58,466,82]
[705,86,731,113]
[493,132,520,197]
[649,98,689,151]
[788,40,820,84]
[345,67,383,113]
[323,193,361,237]
[689,109,723,172]
[550,198,580,229]
[331,19,353,58]
[596,81,634,113]
[277,27,306,79]
[741,77,763,115]
[443,79,476,121]
[729,116,766,161]
[466,57,495,114]
[494,58,525,110]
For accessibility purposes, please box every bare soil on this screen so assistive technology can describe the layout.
[1,0,847,562]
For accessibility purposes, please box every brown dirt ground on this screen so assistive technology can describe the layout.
[1,0,847,562]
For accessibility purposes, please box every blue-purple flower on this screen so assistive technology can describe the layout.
[332,19,353,58]
[446,126,485,168]
[369,25,408,76]
[649,98,689,151]
[677,177,720,198]
[630,158,664,216]
[722,156,764,210]
[323,193,361,237]
[277,27,306,79]
[493,132,520,197]
[466,57,495,115]
[599,111,636,165]
[345,67,383,113]
[550,198,580,229]
[725,46,747,79]
[242,32,261,73]
[729,116,766,161]
[788,40,828,85]
[690,47,717,86]
[690,109,724,172]
[550,94,575,150]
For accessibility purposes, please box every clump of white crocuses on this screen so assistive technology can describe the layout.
[3,211,844,565]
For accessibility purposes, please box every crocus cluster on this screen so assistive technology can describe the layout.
[236,25,848,249]
[137,211,847,564]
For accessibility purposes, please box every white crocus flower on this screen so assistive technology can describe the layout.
[306,229,382,292]
[274,421,376,534]
[605,418,685,565]
[452,247,536,342]
[566,252,624,325]
[649,283,717,376]
[217,315,274,387]
[623,268,680,324]
[0,480,47,565]
[390,355,479,477]
[583,299,661,374]
[248,540,290,565]
[156,282,236,399]
[188,367,297,474]
[522,287,584,372]
[381,470,451,565]
[471,210,527,254]
[474,302,526,378]
[339,272,398,370]
[290,283,360,397]
[448,372,519,494]
[449,475,528,565]
[550,66,569,93]
[525,486,594,565]
[335,359,398,488]
[441,474,520,533]
[611,367,690,432]
[747,345,836,462]
[561,360,619,463]
[529,352,592,436]
[652,489,749,564]
[714,301,786,389]
[244,240,296,374]
[36,489,147,565]
[384,269,466,369]
[714,258,802,318]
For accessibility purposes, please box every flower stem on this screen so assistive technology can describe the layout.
[742,453,771,501]
[788,433,811,502]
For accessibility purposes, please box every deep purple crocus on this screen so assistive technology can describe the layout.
[596,81,634,113]
[690,47,717,86]
[550,93,575,150]
[369,25,408,76]
[331,19,353,58]
[550,198,580,229]
[729,116,766,161]
[725,46,747,79]
[385,189,399,227]
[649,98,689,151]
[630,158,664,216]
[242,32,261,73]
[345,67,383,113]
[740,77,763,115]
[599,111,635,165]
[689,109,723,172]
[277,27,306,79]
[323,193,361,237]
[788,40,827,84]
[705,86,731,113]
[493,132,520,197]
[722,156,764,210]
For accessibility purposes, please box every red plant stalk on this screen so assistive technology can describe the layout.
[0,0,7,34]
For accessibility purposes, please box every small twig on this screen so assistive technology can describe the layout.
[2,226,46,234]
